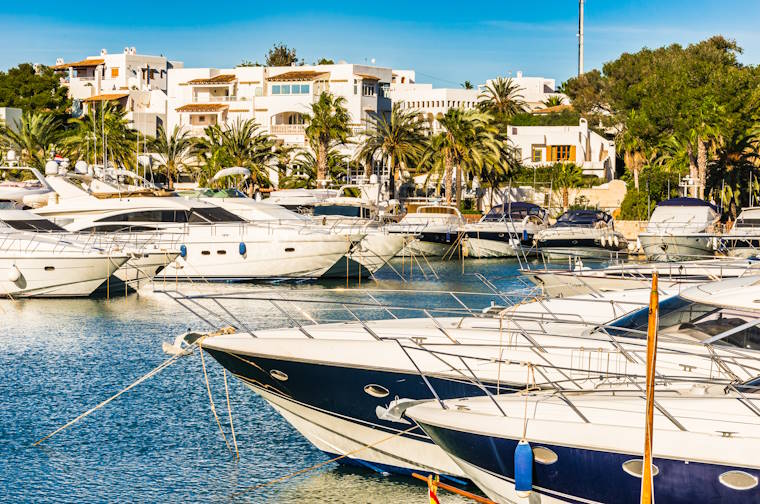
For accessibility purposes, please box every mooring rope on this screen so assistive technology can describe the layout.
[33,346,195,446]
[230,424,420,497]
[199,339,232,454]
[223,368,239,459]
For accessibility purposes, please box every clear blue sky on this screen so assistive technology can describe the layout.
[2,0,759,87]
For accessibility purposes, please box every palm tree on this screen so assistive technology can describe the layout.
[149,125,195,190]
[477,77,528,122]
[551,162,584,209]
[421,109,504,205]
[287,148,349,188]
[542,95,566,108]
[195,119,277,189]
[0,111,61,168]
[64,102,137,170]
[303,93,351,187]
[357,102,428,198]
[461,81,474,90]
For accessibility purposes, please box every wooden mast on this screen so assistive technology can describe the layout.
[641,272,659,503]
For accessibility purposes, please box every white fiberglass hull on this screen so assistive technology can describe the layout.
[464,237,521,258]
[156,227,352,281]
[0,255,128,297]
[350,231,408,273]
[638,233,717,261]
[250,384,465,477]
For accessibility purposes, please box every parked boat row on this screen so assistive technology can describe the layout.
[168,271,760,503]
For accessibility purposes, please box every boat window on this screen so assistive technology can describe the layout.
[605,296,718,338]
[482,204,543,222]
[98,210,189,223]
[719,471,758,490]
[76,225,160,233]
[313,205,364,218]
[188,207,245,223]
[622,459,659,478]
[364,384,389,398]
[736,375,760,394]
[554,210,610,228]
[3,219,66,231]
[533,446,558,465]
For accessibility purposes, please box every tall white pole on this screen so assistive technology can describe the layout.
[578,0,585,76]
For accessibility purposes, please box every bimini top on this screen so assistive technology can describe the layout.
[681,275,760,312]
[657,197,718,212]
[482,201,546,222]
[554,209,612,228]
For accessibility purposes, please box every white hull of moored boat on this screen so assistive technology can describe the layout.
[638,233,717,261]
[157,231,351,281]
[464,237,522,258]
[248,383,466,478]
[0,255,128,297]
[350,231,408,273]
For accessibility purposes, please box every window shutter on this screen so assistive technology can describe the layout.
[569,146,576,161]
[546,146,553,162]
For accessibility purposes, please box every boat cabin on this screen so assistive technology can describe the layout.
[553,209,614,229]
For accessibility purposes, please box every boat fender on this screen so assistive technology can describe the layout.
[179,244,187,258]
[712,236,719,250]
[522,229,528,242]
[636,238,642,251]
[600,235,607,247]
[514,440,533,497]
[239,242,247,256]
[7,264,21,283]
[613,235,620,247]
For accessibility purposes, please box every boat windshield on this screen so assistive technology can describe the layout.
[483,204,543,222]
[179,188,247,199]
[313,205,369,218]
[605,295,760,349]
[554,210,610,228]
[97,207,245,224]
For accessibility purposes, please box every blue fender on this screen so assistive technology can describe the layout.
[179,244,187,258]
[239,242,247,256]
[514,440,533,495]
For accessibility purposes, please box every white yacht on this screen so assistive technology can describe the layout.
[638,197,721,261]
[723,206,760,257]
[521,257,760,297]
[178,276,760,482]
[34,176,354,281]
[536,209,628,260]
[0,209,178,293]
[0,220,129,298]
[391,204,465,257]
[462,202,548,258]
[407,386,760,504]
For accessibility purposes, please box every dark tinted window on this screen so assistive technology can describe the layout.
[189,207,245,223]
[98,210,189,223]
[77,224,160,233]
[314,205,365,218]
[605,296,718,337]
[4,219,66,231]
[555,210,610,228]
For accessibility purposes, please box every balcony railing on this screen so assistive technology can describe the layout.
[271,124,305,135]
[192,95,248,103]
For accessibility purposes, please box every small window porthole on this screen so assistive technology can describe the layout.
[269,369,288,382]
[533,446,558,465]
[719,471,758,490]
[284,247,295,252]
[364,384,389,398]
[622,459,659,478]
[44,266,55,271]
[217,250,226,255]
[201,250,211,255]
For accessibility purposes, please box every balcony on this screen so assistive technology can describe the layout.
[271,124,305,135]
[192,95,248,103]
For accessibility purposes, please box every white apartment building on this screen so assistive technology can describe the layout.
[53,47,183,136]
[386,71,481,133]
[491,72,568,110]
[507,118,616,180]
[166,63,392,153]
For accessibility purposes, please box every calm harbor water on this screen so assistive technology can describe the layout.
[2,258,545,503]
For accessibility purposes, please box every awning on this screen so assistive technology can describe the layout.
[82,93,129,103]
[52,58,104,70]
[267,70,329,82]
[175,103,228,112]
[354,73,380,81]
[186,74,237,85]
[212,167,250,181]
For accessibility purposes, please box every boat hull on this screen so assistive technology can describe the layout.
[639,234,716,261]
[414,420,760,504]
[0,255,128,297]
